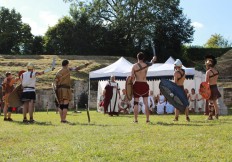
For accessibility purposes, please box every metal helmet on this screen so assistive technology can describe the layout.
[27,62,34,70]
[174,59,182,67]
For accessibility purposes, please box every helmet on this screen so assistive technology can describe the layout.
[27,62,34,70]
[174,59,182,67]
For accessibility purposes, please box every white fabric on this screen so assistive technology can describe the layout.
[166,101,174,114]
[21,71,36,92]
[107,82,120,113]
[90,57,133,79]
[189,93,197,110]
[148,95,155,109]
[157,95,166,114]
[196,93,204,112]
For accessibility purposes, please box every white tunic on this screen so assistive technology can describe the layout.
[157,95,165,114]
[107,81,120,113]
[21,71,37,92]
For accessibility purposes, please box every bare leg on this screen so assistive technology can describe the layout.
[28,100,34,120]
[133,98,139,122]
[3,104,8,119]
[185,107,190,121]
[23,101,29,120]
[7,112,11,119]
[174,108,179,121]
[212,100,219,119]
[143,97,149,122]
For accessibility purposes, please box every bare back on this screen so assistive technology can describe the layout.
[174,69,185,86]
[206,68,219,85]
[131,62,148,82]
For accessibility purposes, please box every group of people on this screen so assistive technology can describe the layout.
[2,52,221,124]
[2,59,90,123]
[99,52,221,123]
[186,88,205,113]
[98,89,175,115]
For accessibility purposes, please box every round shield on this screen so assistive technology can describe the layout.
[159,79,189,112]
[125,76,133,101]
[199,82,211,100]
[8,84,23,108]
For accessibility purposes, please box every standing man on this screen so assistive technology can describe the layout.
[55,60,89,123]
[205,55,221,120]
[2,72,19,121]
[131,52,156,123]
[173,59,190,122]
[103,75,121,116]
[21,63,52,123]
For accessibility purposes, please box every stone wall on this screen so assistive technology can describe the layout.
[224,88,232,106]
[11,81,232,112]
[34,80,88,111]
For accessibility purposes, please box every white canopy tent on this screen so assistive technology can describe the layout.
[89,56,205,109]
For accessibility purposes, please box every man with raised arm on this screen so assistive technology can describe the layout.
[20,63,53,123]
[131,52,156,123]
[55,60,90,123]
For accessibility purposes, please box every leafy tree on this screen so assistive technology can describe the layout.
[44,16,74,54]
[0,7,33,54]
[64,0,194,60]
[204,34,232,48]
[32,36,45,54]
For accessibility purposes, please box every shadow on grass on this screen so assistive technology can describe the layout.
[12,120,54,126]
[153,121,215,127]
[62,121,123,127]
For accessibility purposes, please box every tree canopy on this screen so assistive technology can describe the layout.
[0,7,33,54]
[204,34,232,48]
[60,0,195,60]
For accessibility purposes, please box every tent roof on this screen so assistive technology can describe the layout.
[147,56,195,80]
[89,56,195,81]
[89,57,132,80]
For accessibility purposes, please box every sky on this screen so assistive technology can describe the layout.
[0,0,231,46]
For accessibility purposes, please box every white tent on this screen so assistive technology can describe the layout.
[147,56,195,80]
[89,57,133,80]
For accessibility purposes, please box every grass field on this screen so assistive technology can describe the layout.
[1,109,232,162]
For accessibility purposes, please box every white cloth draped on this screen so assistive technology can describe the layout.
[157,95,165,114]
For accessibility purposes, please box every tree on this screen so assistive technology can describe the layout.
[0,7,33,54]
[32,36,45,54]
[64,0,194,60]
[44,16,75,54]
[204,34,232,48]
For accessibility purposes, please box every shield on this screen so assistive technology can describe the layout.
[52,82,59,105]
[159,79,189,111]
[125,76,133,101]
[8,84,23,107]
[199,82,211,100]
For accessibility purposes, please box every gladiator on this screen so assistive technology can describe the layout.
[130,52,156,123]
[2,72,19,121]
[205,55,221,120]
[173,59,190,122]
[55,60,90,123]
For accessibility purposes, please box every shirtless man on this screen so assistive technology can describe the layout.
[173,59,190,122]
[131,52,156,123]
[205,55,221,120]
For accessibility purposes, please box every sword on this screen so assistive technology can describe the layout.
[150,40,156,57]
[52,56,56,69]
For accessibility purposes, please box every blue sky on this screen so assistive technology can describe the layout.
[0,0,231,46]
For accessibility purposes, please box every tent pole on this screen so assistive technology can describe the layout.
[88,76,90,109]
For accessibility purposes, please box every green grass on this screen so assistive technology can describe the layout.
[1,110,232,162]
